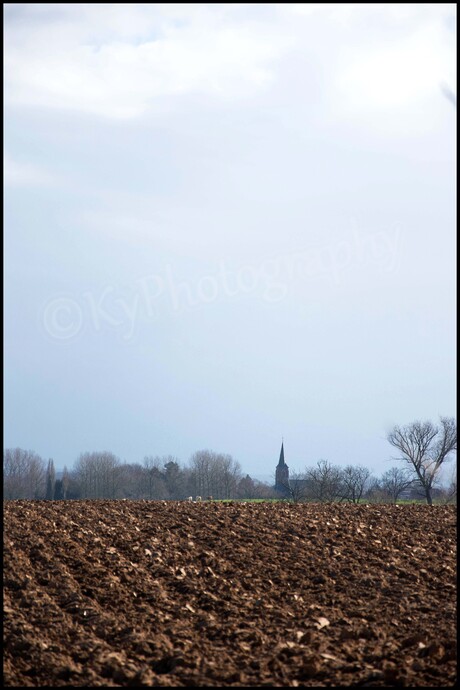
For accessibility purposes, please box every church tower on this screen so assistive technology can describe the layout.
[275,441,289,493]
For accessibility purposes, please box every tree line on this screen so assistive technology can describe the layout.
[3,417,456,504]
[280,460,454,504]
[3,449,272,502]
[281,416,456,505]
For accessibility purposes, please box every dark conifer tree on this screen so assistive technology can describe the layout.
[45,459,56,500]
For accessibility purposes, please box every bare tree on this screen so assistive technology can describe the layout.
[74,451,122,498]
[188,450,242,499]
[379,467,414,504]
[3,448,24,498]
[387,417,457,505]
[189,450,213,498]
[218,454,242,499]
[306,459,344,503]
[143,456,168,499]
[339,465,372,503]
[3,448,46,499]
[118,462,146,498]
[364,476,386,503]
[74,453,96,498]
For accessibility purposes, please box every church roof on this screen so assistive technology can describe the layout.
[277,442,286,467]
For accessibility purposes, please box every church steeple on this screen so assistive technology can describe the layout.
[275,440,289,494]
[278,441,286,467]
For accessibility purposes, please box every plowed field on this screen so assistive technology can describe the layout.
[3,500,457,687]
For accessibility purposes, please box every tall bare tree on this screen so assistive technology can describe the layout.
[189,450,241,499]
[74,451,121,498]
[217,454,242,499]
[387,417,457,505]
[189,450,214,498]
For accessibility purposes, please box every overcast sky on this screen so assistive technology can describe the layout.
[4,3,456,480]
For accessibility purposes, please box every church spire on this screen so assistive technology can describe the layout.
[278,441,285,467]
[275,439,289,494]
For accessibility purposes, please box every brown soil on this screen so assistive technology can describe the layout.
[3,500,457,687]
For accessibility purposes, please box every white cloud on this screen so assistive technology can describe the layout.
[3,3,456,123]
[4,4,290,119]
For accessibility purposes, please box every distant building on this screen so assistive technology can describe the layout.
[274,441,309,500]
[274,442,290,495]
